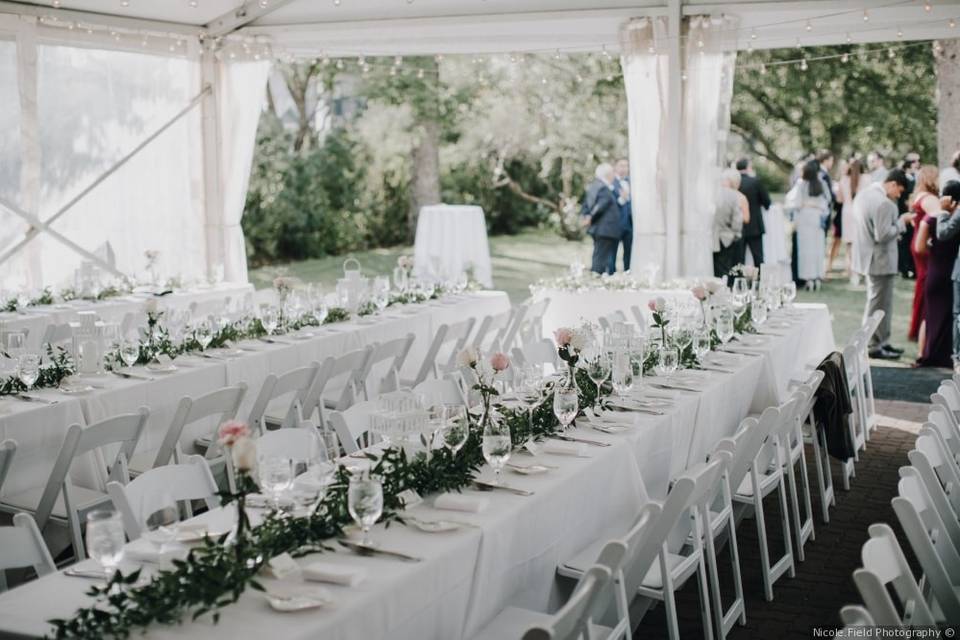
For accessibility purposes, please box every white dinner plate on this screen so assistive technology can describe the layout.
[146,362,177,374]
[407,517,462,533]
[264,586,334,612]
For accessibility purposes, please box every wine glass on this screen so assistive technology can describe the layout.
[195,319,213,351]
[120,338,140,368]
[584,351,611,407]
[140,494,179,554]
[611,350,634,398]
[753,298,768,327]
[17,354,40,390]
[455,271,469,294]
[260,306,280,336]
[439,409,470,455]
[257,455,293,511]
[392,267,408,294]
[348,473,383,547]
[731,277,749,320]
[481,417,512,485]
[693,328,712,362]
[515,366,544,430]
[715,311,735,345]
[654,344,679,379]
[86,510,126,579]
[373,276,390,311]
[5,332,25,358]
[553,384,579,431]
[782,281,797,309]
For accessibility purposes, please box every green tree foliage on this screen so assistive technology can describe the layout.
[732,42,937,189]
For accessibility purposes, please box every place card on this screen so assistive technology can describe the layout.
[397,489,423,509]
[264,552,302,580]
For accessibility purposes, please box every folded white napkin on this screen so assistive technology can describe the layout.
[303,562,367,587]
[125,538,188,564]
[434,492,489,513]
[543,441,587,457]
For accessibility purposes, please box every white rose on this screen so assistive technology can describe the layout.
[655,296,667,311]
[231,437,257,473]
[569,330,586,352]
[144,298,159,314]
[456,346,478,368]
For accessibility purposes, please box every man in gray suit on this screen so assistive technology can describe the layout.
[581,163,623,274]
[934,180,960,356]
[851,168,913,359]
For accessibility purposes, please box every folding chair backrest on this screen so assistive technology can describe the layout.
[893,469,960,622]
[512,339,560,375]
[156,383,247,467]
[368,334,415,396]
[938,383,960,418]
[248,362,321,432]
[519,297,550,347]
[839,605,875,628]
[719,407,780,494]
[500,305,528,354]
[854,523,935,626]
[907,432,960,547]
[414,378,467,407]
[35,408,149,529]
[317,347,375,417]
[926,407,960,460]
[438,318,477,374]
[328,400,379,454]
[0,440,15,495]
[630,305,649,331]
[256,426,322,462]
[0,514,55,592]
[522,565,613,640]
[40,323,72,350]
[107,454,219,539]
[473,310,514,352]
[932,393,959,431]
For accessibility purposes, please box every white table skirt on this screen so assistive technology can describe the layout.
[0,305,835,640]
[414,205,493,288]
[0,283,254,352]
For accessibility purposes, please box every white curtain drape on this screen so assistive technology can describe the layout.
[210,59,269,284]
[680,15,738,277]
[620,17,669,279]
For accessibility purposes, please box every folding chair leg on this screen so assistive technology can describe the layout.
[796,448,816,544]
[809,419,834,523]
[662,557,681,640]
[696,556,715,640]
[752,494,774,602]
[784,459,805,562]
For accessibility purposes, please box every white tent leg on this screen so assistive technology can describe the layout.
[664,0,683,279]
[201,47,224,283]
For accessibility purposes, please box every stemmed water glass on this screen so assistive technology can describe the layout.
[731,277,750,322]
[120,336,140,368]
[348,473,383,547]
[392,267,408,294]
[439,408,470,455]
[86,510,126,580]
[17,354,40,391]
[752,297,769,328]
[260,306,280,337]
[373,277,391,311]
[654,344,679,379]
[553,384,579,431]
[194,319,213,351]
[481,416,511,486]
[693,328,712,362]
[515,366,545,431]
[781,281,798,309]
[714,308,735,345]
[257,455,294,511]
[5,332,25,358]
[611,351,634,398]
[584,351,611,408]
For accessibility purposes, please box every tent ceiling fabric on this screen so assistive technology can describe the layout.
[2,0,959,55]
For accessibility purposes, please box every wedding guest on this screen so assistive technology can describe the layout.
[607,158,632,273]
[915,179,959,367]
[868,150,888,184]
[934,180,960,358]
[941,150,960,190]
[831,157,865,282]
[851,168,913,359]
[785,160,830,290]
[581,163,622,275]
[736,157,770,265]
[897,153,920,279]
[907,166,939,348]
[713,168,749,278]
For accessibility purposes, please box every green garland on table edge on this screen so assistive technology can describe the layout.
[0,345,75,397]
[49,369,599,639]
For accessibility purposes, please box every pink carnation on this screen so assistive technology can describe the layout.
[490,351,511,372]
[218,420,250,447]
[554,328,574,347]
[690,285,707,301]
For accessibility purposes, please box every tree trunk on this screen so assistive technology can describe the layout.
[936,39,960,169]
[408,118,441,239]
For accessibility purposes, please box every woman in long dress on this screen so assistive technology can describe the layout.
[786,160,830,290]
[835,158,867,282]
[915,179,960,368]
[907,166,939,346]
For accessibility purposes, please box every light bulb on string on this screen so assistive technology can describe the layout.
[335,59,344,70]
[52,0,61,7]
[950,19,956,28]
[554,49,561,61]
[897,27,903,38]
[888,47,896,58]
[333,0,340,5]
[759,63,767,74]
[189,0,198,6]
[434,53,443,62]
[805,20,812,32]
[258,0,268,8]
[862,9,869,21]
[846,32,852,43]
[120,0,129,6]
[417,68,424,79]
[394,55,402,66]
[799,58,808,71]
[841,52,849,63]
[750,29,757,40]
[924,1,932,11]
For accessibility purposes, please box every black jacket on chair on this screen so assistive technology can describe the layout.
[813,351,856,462]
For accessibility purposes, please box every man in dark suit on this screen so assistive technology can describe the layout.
[581,163,622,275]
[736,157,770,265]
[607,158,632,273]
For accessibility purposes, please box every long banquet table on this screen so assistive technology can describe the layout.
[535,287,695,338]
[0,303,834,640]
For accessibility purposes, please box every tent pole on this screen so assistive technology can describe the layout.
[664,0,683,278]
[200,47,224,282]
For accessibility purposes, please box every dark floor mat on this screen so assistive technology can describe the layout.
[869,364,948,403]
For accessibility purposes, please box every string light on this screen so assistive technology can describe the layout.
[924,1,932,12]
[120,0,129,6]
[841,52,849,62]
[846,32,852,43]
[799,58,808,71]
[862,9,869,21]
[258,0,268,8]
[189,0,198,7]
[804,20,812,32]
[950,18,957,28]
[897,27,903,38]
[759,63,767,74]
[52,0,61,7]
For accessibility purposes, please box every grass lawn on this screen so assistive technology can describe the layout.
[250,228,923,365]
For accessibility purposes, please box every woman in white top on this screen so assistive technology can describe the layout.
[832,157,868,281]
[785,160,831,290]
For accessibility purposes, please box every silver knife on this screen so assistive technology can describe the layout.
[339,539,422,562]
[718,348,761,358]
[648,382,702,393]
[64,567,110,580]
[473,480,534,496]
[15,393,57,404]
[552,434,612,447]
[111,370,154,381]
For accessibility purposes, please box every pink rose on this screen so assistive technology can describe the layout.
[218,420,251,447]
[690,285,707,301]
[554,328,573,347]
[490,351,510,372]
[647,300,657,311]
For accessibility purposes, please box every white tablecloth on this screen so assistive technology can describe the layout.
[0,283,254,351]
[414,205,493,288]
[536,288,695,338]
[0,305,835,640]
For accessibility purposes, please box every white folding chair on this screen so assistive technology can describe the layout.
[839,605,875,628]
[366,334,415,396]
[132,383,247,475]
[517,297,550,348]
[250,361,321,432]
[796,370,834,522]
[776,394,815,562]
[318,347,375,420]
[107,455,219,540]
[39,323,72,352]
[328,400,379,454]
[839,343,865,489]
[512,338,561,375]
[630,305,649,332]
[730,405,795,601]
[0,440,16,496]
[414,377,467,407]
[893,467,960,622]
[472,309,515,353]
[906,429,960,546]
[0,408,148,560]
[402,318,475,388]
[926,407,960,462]
[255,426,325,462]
[934,381,960,426]
[853,523,936,627]
[0,513,56,592]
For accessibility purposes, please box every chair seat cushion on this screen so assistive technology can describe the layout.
[469,606,612,640]
[2,484,110,520]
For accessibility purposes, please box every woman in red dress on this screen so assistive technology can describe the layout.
[907,167,939,350]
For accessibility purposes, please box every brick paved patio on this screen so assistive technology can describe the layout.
[632,401,926,640]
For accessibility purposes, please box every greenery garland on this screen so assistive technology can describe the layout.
[0,346,76,397]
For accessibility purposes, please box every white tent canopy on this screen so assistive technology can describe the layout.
[0,0,956,288]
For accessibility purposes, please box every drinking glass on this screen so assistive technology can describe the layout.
[782,281,797,308]
[714,307,735,344]
[17,354,40,390]
[611,351,634,398]
[584,352,611,407]
[392,267,408,294]
[654,345,679,378]
[693,328,712,361]
[86,510,126,578]
[260,306,280,336]
[515,366,544,430]
[348,473,383,547]
[195,319,213,351]
[311,297,329,327]
[481,418,512,485]
[140,494,179,553]
[440,410,470,455]
[257,456,294,510]
[553,384,579,431]
[5,332,25,358]
[120,338,140,368]
[455,271,469,293]
[753,298,768,327]
[372,276,391,311]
